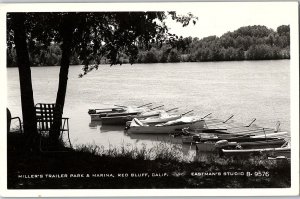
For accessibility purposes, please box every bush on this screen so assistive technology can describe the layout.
[246,44,276,60]
[167,48,181,62]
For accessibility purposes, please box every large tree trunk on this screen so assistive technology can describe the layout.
[12,13,38,148]
[50,15,74,144]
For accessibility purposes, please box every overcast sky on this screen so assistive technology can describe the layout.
[165,2,294,39]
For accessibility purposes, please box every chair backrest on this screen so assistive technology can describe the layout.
[35,103,56,133]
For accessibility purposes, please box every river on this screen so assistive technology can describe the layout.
[7,60,290,158]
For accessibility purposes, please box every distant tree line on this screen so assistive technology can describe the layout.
[135,25,290,63]
[7,25,290,67]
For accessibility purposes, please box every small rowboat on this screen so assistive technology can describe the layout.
[126,110,193,127]
[101,107,182,125]
[195,139,287,152]
[221,146,291,158]
[101,110,165,125]
[91,110,146,121]
[138,114,182,125]
[88,103,153,121]
[126,114,182,127]
[127,116,205,134]
[90,111,143,121]
[182,131,288,144]
[88,107,126,115]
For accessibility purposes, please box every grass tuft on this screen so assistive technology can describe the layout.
[7,133,291,189]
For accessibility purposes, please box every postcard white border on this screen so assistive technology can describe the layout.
[0,1,299,197]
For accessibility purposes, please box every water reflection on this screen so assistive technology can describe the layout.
[89,121,126,132]
[126,133,182,144]
[89,121,102,128]
[100,125,125,133]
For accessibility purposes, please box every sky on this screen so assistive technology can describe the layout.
[164,2,294,39]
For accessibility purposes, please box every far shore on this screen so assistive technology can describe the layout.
[6,58,290,68]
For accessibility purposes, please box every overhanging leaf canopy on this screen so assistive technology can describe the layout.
[7,12,197,76]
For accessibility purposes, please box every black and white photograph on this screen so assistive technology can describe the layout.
[1,1,299,197]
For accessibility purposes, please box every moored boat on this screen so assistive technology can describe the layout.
[140,114,182,125]
[88,107,126,115]
[182,131,288,144]
[90,111,141,122]
[126,114,182,127]
[195,138,287,152]
[125,110,193,127]
[101,109,166,125]
[88,103,153,121]
[127,116,205,134]
[221,144,290,158]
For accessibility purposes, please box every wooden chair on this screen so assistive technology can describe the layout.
[35,103,72,151]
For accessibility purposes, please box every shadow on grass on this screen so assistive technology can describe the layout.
[7,133,290,189]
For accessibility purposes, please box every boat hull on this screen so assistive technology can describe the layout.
[222,147,291,158]
[90,114,102,121]
[101,113,162,125]
[89,106,150,121]
[128,120,205,134]
[88,108,125,114]
[184,135,282,144]
[126,115,182,127]
[90,112,140,122]
[196,139,286,152]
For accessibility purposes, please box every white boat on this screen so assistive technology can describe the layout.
[127,116,205,134]
[182,131,288,144]
[137,109,166,118]
[196,139,287,152]
[126,110,193,127]
[221,145,291,158]
[268,156,290,164]
[143,114,182,124]
[251,132,288,138]
[101,107,182,125]
[126,113,181,126]
[101,110,165,125]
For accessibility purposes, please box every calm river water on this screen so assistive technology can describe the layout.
[7,60,290,157]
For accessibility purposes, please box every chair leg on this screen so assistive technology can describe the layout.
[67,131,72,148]
[39,135,46,152]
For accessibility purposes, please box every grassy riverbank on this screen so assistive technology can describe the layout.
[7,133,290,189]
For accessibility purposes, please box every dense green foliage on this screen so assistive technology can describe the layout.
[137,25,290,63]
[7,12,196,70]
[7,24,290,67]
